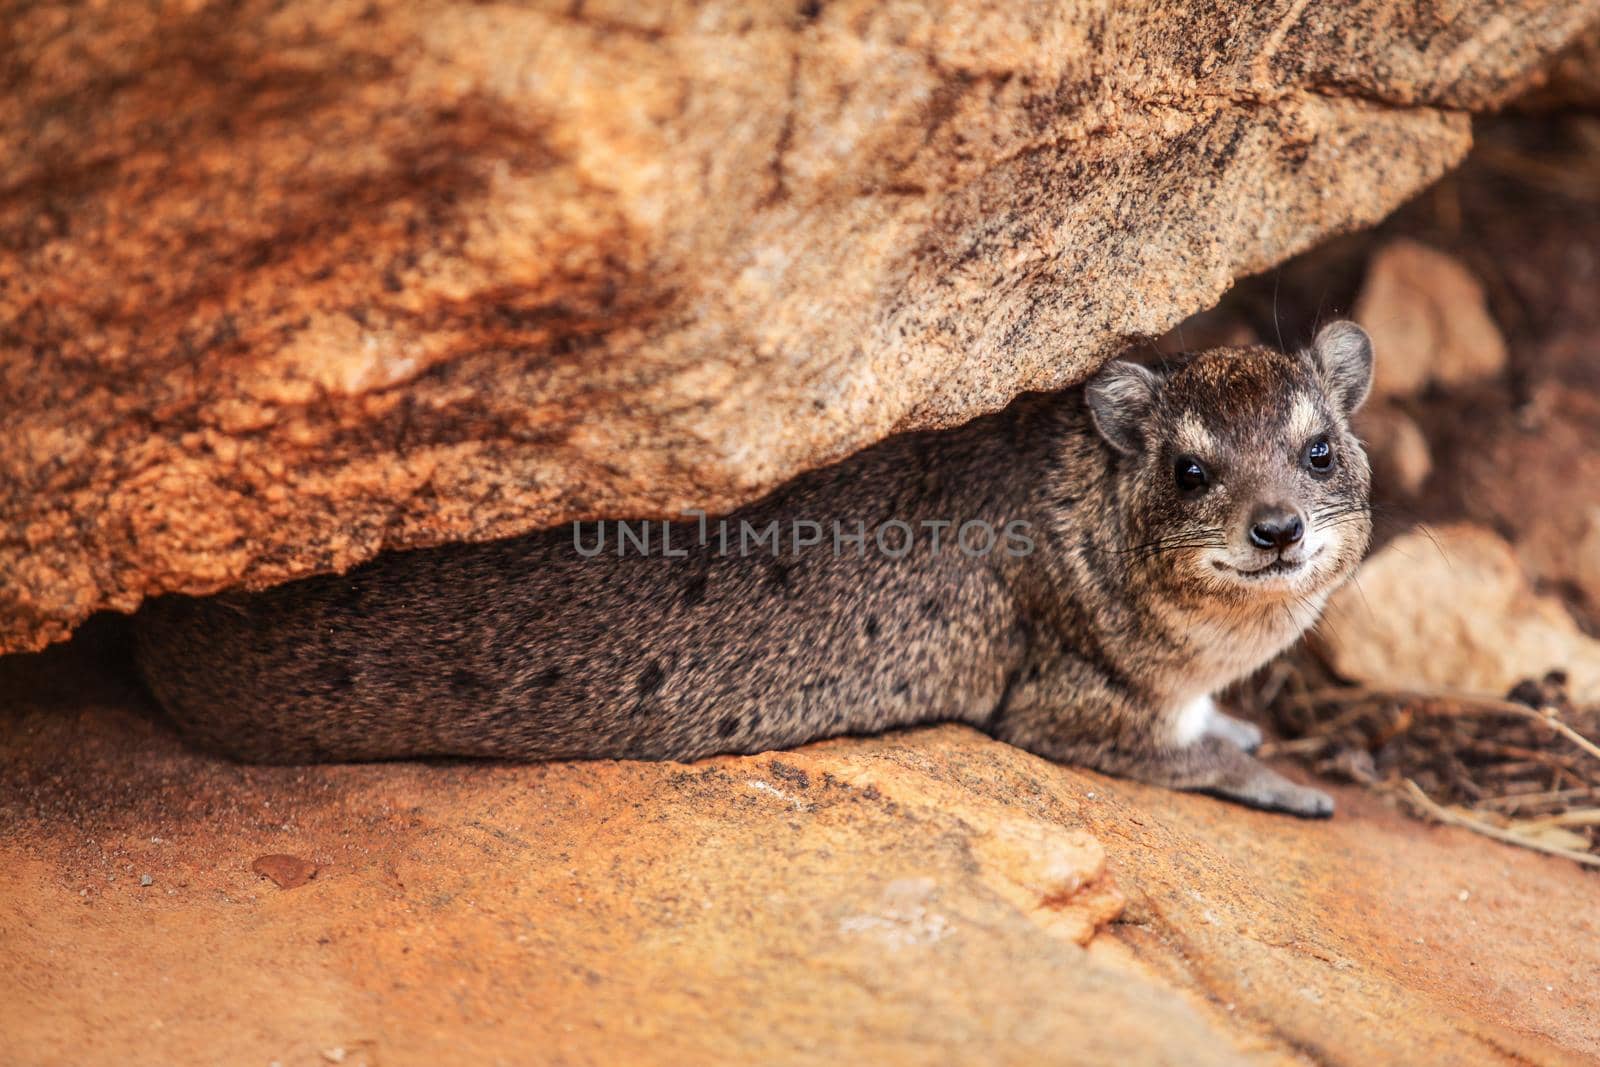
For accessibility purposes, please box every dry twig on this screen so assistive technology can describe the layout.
[1239,653,1600,868]
[1399,781,1600,868]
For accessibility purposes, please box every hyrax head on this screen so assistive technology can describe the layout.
[1086,321,1375,600]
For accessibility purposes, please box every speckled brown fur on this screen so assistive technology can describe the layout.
[135,323,1374,816]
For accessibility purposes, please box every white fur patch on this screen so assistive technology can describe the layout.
[1175,412,1216,458]
[1155,587,1334,727]
[1171,694,1218,747]
[1287,393,1322,444]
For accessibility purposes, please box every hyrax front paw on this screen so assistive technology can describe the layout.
[1211,762,1334,819]
[1113,736,1335,819]
[1203,711,1264,754]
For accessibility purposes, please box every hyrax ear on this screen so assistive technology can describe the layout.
[1307,320,1374,415]
[1086,360,1161,455]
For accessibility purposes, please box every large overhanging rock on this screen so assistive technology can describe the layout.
[1,1,1593,653]
[1517,19,1600,109]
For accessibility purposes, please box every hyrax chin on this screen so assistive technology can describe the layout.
[134,322,1375,818]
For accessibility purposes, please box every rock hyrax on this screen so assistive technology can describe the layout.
[135,322,1376,816]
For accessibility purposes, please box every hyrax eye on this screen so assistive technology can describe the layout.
[1304,436,1335,474]
[1173,455,1210,495]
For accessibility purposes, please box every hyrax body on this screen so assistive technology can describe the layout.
[135,322,1376,816]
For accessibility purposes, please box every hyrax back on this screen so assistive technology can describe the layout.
[136,323,1375,816]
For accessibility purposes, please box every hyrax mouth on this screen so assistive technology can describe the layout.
[1214,547,1325,579]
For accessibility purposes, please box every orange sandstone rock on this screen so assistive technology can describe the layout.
[1317,524,1600,702]
[3,635,1598,1066]
[1353,239,1508,400]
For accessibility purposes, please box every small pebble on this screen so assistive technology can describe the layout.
[1457,889,1470,902]
[252,853,319,890]
[139,874,153,887]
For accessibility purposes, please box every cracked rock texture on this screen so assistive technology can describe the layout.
[4,634,1599,1066]
[3,0,1595,652]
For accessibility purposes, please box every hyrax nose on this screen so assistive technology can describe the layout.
[1248,507,1305,551]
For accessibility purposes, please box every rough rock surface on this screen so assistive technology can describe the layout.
[4,1,1594,653]
[3,633,1598,1066]
[1351,401,1433,497]
[1318,524,1600,702]
[1353,239,1508,401]
[1435,377,1600,622]
[1397,135,1600,626]
[1517,20,1600,109]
